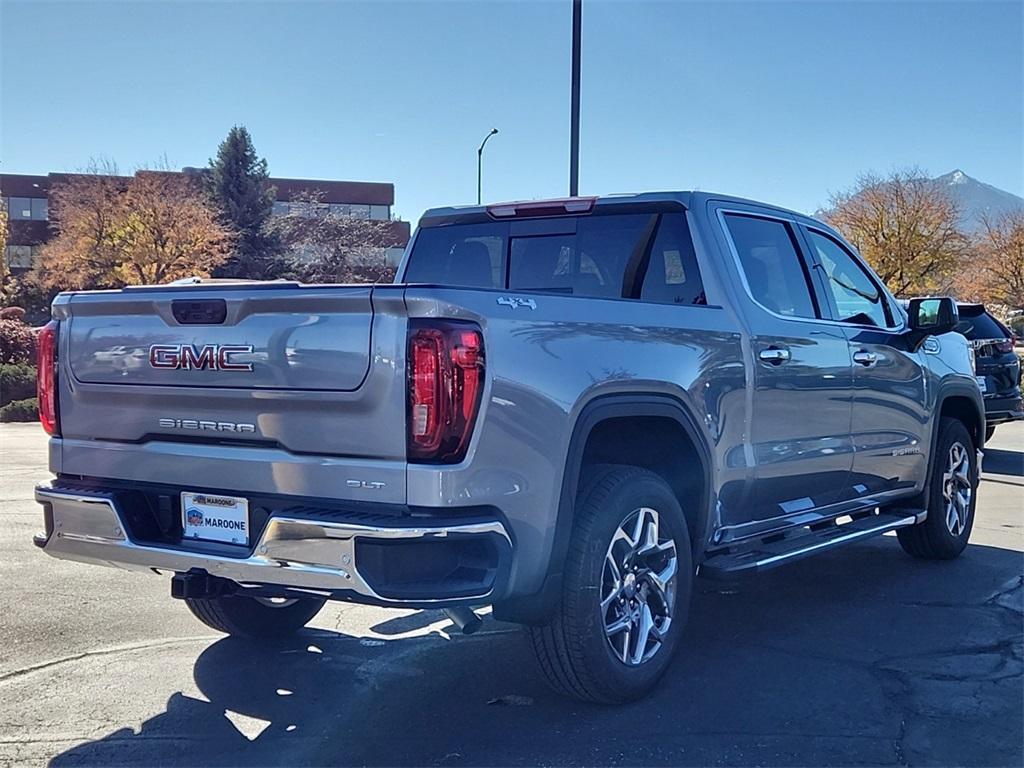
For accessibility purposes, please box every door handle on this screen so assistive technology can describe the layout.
[758,347,791,365]
[853,350,878,367]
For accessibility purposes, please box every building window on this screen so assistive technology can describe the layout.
[9,197,33,220]
[272,201,291,216]
[326,203,371,219]
[5,245,33,268]
[5,197,47,220]
[370,205,390,221]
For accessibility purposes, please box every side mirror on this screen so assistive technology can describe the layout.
[907,296,959,348]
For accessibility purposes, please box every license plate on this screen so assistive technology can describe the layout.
[976,376,988,393]
[182,492,249,545]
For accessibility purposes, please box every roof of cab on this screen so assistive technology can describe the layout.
[419,190,819,228]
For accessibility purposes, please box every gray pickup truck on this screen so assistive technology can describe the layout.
[34,191,984,703]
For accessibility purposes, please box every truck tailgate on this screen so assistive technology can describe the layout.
[57,284,409,464]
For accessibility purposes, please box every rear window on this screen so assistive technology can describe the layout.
[403,212,706,306]
[956,306,1010,340]
[403,223,504,289]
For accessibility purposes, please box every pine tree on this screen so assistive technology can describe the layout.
[207,126,280,278]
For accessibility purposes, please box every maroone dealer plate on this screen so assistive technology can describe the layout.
[182,491,249,546]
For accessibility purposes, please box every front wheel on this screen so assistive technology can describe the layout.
[529,465,693,703]
[897,417,978,560]
[184,594,325,638]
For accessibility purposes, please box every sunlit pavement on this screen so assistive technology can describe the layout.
[1,422,1020,767]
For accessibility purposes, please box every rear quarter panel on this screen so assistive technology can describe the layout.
[403,285,746,596]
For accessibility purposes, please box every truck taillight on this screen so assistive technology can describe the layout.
[407,321,484,463]
[37,321,60,436]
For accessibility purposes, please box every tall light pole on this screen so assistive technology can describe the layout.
[477,128,499,205]
[569,0,582,197]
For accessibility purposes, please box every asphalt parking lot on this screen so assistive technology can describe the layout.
[1,422,1021,768]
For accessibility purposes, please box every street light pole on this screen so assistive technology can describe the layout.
[569,0,582,197]
[477,128,499,205]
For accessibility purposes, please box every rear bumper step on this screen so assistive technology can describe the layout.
[700,510,923,579]
[34,485,512,606]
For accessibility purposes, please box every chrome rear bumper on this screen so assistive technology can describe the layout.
[34,485,511,605]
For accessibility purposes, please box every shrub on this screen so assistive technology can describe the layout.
[0,307,26,321]
[0,397,38,422]
[0,363,36,407]
[0,318,37,364]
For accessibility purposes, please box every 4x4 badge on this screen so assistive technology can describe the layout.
[497,296,537,310]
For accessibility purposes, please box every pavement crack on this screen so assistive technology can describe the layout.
[0,635,216,685]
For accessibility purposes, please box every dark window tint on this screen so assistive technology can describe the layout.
[403,223,504,288]
[806,230,893,328]
[509,214,650,298]
[508,213,705,303]
[725,214,817,318]
[404,212,705,305]
[639,214,706,305]
[956,306,1010,340]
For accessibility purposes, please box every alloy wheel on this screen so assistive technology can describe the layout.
[942,441,973,537]
[601,507,678,666]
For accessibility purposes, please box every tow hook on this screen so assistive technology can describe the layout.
[444,607,483,635]
[170,571,235,600]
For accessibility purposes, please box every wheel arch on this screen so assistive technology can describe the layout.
[925,382,985,489]
[494,393,714,625]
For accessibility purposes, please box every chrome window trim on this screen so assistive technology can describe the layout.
[715,207,907,333]
[715,207,825,325]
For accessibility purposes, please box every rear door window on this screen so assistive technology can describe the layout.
[723,214,818,319]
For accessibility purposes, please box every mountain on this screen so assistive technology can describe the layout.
[934,169,1024,232]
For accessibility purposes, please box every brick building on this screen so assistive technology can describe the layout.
[1,170,411,273]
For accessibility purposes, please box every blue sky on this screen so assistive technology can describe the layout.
[2,1,1021,225]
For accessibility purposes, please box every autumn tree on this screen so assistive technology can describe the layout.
[268,194,400,283]
[38,167,232,289]
[823,169,968,296]
[956,211,1024,310]
[0,192,10,303]
[207,126,281,278]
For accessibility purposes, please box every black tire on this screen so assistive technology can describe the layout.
[184,594,325,638]
[529,465,693,704]
[985,425,996,443]
[897,417,978,560]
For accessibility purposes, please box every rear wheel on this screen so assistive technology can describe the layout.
[529,465,693,703]
[898,418,978,560]
[184,594,325,638]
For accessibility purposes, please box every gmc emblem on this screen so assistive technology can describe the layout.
[149,344,254,372]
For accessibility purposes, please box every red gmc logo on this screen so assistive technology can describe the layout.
[148,344,254,372]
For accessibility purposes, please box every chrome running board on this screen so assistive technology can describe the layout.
[700,510,922,578]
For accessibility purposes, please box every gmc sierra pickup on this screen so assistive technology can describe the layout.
[34,191,984,703]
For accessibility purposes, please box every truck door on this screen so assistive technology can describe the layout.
[798,225,930,499]
[715,209,855,527]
